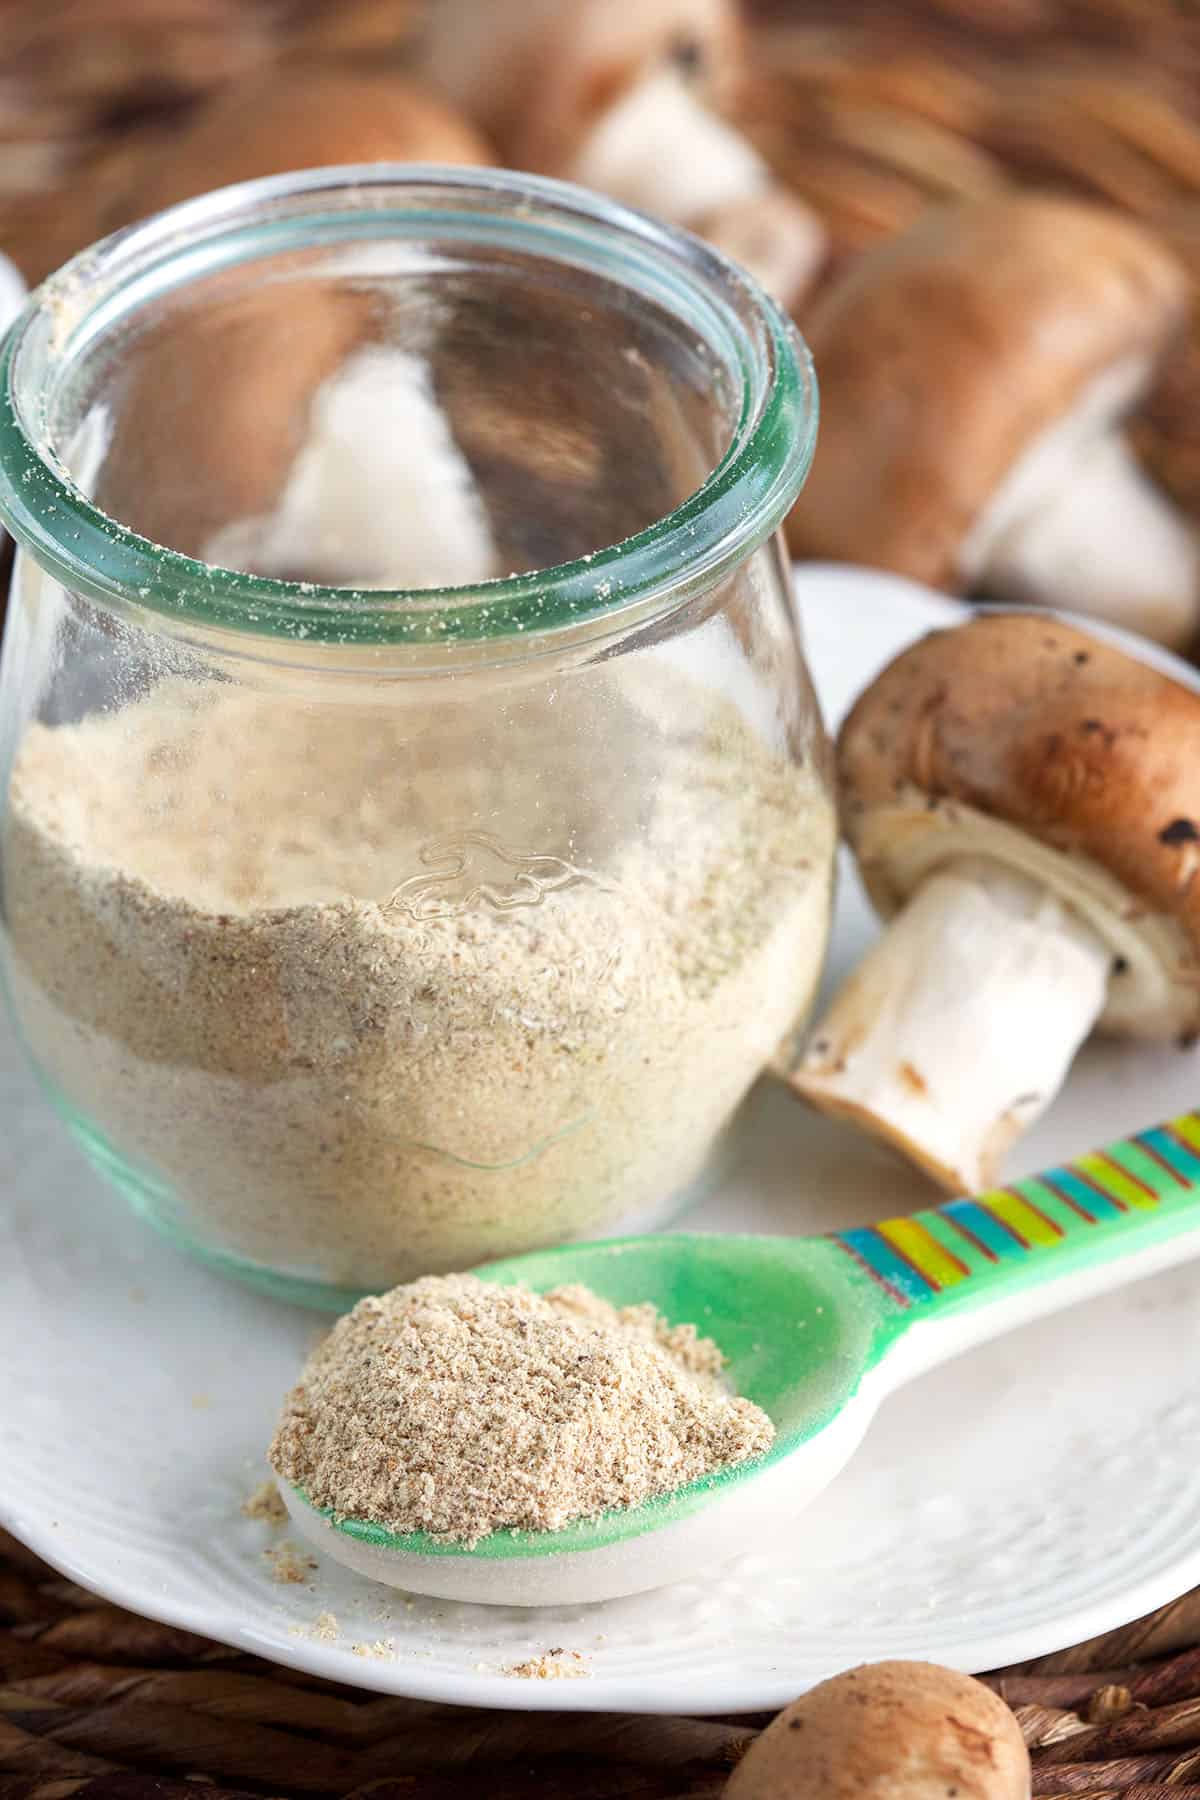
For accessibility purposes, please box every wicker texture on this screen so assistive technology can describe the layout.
[6,1527,1200,1797]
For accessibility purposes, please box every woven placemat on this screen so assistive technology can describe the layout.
[5,1524,1200,1798]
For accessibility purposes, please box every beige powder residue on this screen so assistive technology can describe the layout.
[268,1273,775,1547]
[502,1650,590,1680]
[4,667,833,1293]
[265,1540,317,1584]
[242,1479,288,1524]
[296,1611,340,1642]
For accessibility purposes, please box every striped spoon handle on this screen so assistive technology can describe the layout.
[834,1112,1200,1336]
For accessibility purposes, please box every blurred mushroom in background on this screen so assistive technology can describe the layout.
[80,55,714,595]
[109,62,493,226]
[420,0,828,309]
[785,194,1200,650]
[788,611,1200,1194]
[0,0,426,282]
[738,34,1003,279]
[191,303,500,591]
[87,278,371,567]
[87,64,499,587]
[13,1,1200,615]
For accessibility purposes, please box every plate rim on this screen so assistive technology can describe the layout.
[7,1490,1200,1712]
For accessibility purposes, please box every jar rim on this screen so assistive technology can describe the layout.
[0,164,818,648]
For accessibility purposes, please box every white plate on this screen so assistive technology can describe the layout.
[3,564,1200,1715]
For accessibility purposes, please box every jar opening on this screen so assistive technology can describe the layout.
[0,166,816,647]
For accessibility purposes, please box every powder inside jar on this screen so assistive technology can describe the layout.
[3,664,832,1292]
[268,1273,775,1546]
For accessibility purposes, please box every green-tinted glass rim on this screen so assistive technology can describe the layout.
[0,165,817,648]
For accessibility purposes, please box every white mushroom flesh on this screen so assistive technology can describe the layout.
[976,433,1199,651]
[790,791,1199,1192]
[793,857,1111,1193]
[206,347,497,589]
[568,66,769,227]
[855,795,1195,1038]
[958,356,1199,650]
[694,187,828,307]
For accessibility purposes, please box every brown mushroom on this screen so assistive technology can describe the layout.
[88,67,498,586]
[202,338,499,589]
[112,65,493,227]
[788,611,1200,1194]
[724,1660,1030,1799]
[88,279,371,567]
[786,195,1198,649]
[420,0,827,309]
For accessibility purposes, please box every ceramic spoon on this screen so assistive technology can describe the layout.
[283,1110,1200,1607]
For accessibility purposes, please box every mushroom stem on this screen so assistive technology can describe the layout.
[693,186,828,306]
[790,858,1112,1193]
[206,348,497,589]
[977,430,1200,650]
[568,66,770,228]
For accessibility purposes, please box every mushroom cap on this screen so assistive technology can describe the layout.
[425,0,742,174]
[839,612,1200,1016]
[785,195,1188,585]
[90,281,369,562]
[724,1659,1030,1800]
[89,67,492,561]
[116,67,493,225]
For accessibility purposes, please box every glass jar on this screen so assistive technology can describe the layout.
[0,166,833,1308]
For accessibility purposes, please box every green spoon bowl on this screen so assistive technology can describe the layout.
[283,1110,1200,1605]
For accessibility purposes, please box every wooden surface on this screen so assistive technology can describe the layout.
[7,1526,1200,1796]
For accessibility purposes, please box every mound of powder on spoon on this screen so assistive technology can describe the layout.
[269,1273,774,1545]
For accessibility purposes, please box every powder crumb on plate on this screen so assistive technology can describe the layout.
[264,1541,317,1584]
[287,1611,341,1642]
[241,1479,288,1524]
[269,1273,775,1547]
[352,1639,397,1660]
[502,1649,590,1680]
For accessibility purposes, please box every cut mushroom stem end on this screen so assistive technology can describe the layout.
[790,858,1112,1194]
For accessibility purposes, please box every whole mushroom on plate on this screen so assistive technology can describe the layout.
[789,611,1200,1194]
[420,0,827,308]
[786,194,1200,650]
[725,1660,1030,1799]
